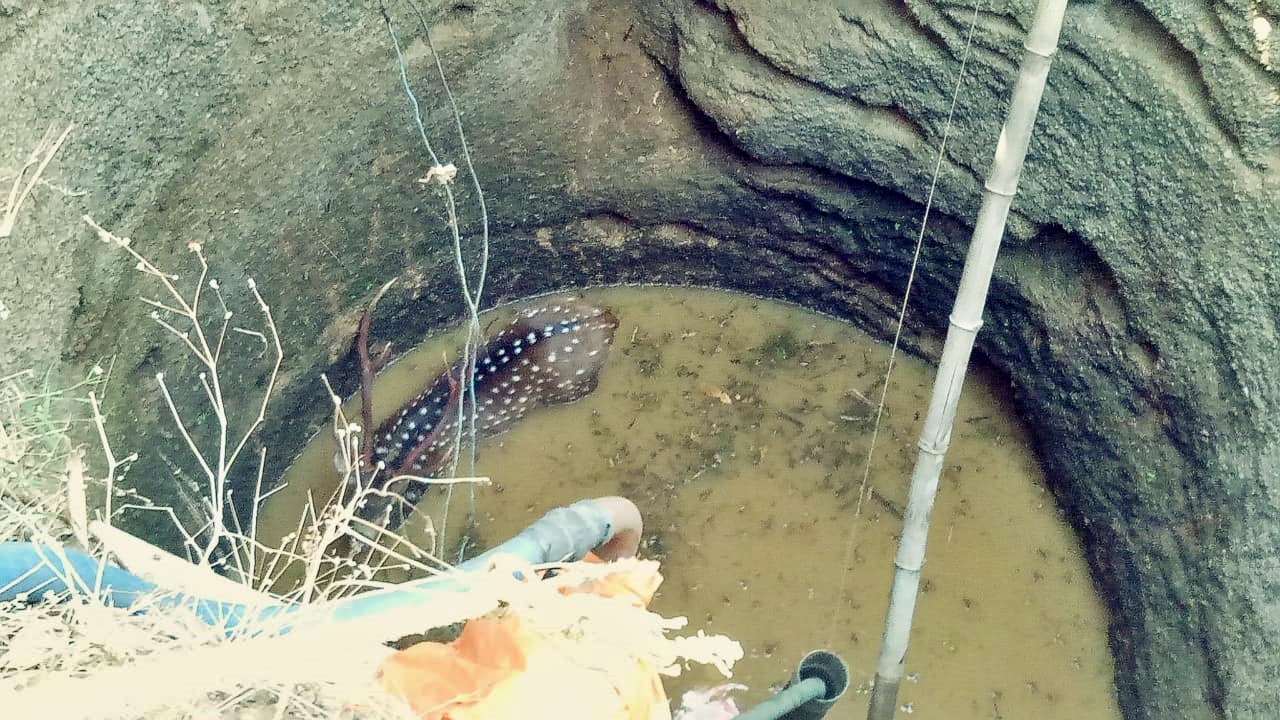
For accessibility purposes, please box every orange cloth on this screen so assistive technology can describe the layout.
[378,560,670,720]
[559,556,662,607]
[378,616,528,718]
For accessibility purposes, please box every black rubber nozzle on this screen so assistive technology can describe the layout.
[779,650,849,720]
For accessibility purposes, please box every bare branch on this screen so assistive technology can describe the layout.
[1,123,74,238]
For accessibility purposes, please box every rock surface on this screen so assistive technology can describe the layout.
[1,1,1278,718]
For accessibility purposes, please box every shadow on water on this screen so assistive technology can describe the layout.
[260,285,1120,719]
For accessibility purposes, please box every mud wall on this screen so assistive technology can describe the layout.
[2,2,1278,718]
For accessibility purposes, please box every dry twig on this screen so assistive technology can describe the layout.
[82,216,283,580]
[1,123,74,238]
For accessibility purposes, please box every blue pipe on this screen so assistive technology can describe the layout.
[0,497,637,634]
[736,650,849,720]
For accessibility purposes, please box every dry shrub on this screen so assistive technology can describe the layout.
[0,223,741,720]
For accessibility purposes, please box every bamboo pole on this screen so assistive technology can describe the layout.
[864,2,1068,718]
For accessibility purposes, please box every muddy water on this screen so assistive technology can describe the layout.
[262,286,1120,719]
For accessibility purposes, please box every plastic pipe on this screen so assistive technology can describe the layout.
[736,650,849,720]
[865,3,1067,717]
[0,541,162,606]
[0,496,642,634]
[583,494,642,559]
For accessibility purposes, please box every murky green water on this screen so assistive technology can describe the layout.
[262,286,1120,719]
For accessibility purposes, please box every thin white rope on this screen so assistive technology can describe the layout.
[382,1,490,555]
[415,3,491,554]
[829,2,983,642]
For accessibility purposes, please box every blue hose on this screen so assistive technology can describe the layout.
[735,677,827,720]
[0,498,626,634]
[736,650,849,720]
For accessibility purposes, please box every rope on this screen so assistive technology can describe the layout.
[381,1,491,554]
[829,1,983,643]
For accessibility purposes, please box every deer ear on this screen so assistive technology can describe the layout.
[373,341,394,371]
